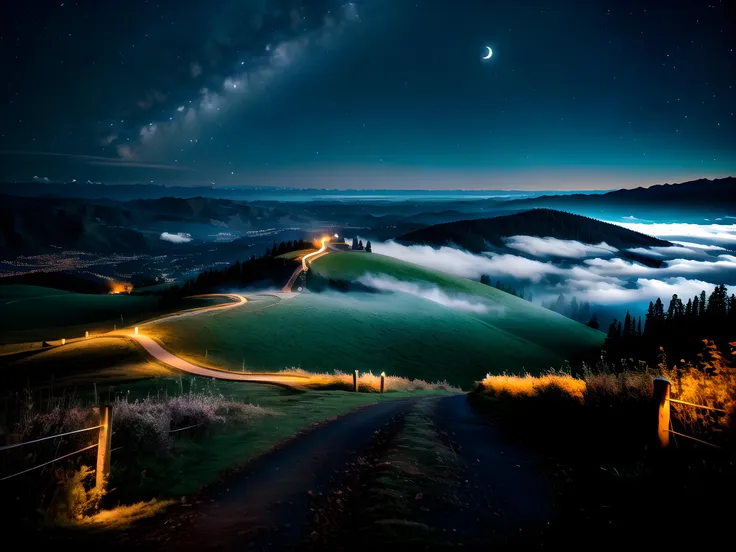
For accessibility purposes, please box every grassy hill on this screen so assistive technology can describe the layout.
[147,254,605,388]
[397,208,671,253]
[310,252,605,361]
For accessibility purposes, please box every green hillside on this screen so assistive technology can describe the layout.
[148,253,605,388]
[0,285,218,343]
[147,293,560,389]
[310,252,605,361]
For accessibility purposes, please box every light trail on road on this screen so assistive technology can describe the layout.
[302,237,330,271]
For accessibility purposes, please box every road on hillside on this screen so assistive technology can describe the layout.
[124,292,309,386]
[282,238,331,292]
[129,333,309,386]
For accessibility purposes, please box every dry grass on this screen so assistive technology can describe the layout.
[77,498,175,529]
[278,368,461,393]
[476,343,736,447]
[478,372,586,402]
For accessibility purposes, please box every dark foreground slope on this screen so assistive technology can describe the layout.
[397,208,670,253]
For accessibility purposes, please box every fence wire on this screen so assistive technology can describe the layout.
[0,443,99,482]
[0,425,103,452]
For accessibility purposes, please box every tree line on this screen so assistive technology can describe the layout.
[351,237,372,252]
[156,239,313,306]
[605,284,736,367]
[542,294,598,328]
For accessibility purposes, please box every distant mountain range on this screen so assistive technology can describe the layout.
[504,177,735,216]
[397,209,671,255]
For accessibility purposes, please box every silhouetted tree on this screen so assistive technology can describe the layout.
[480,274,491,286]
[365,241,372,253]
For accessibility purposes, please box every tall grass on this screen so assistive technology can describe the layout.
[2,384,273,524]
[278,368,461,393]
[475,345,736,452]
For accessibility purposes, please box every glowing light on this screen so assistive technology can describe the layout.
[302,237,330,271]
[61,338,66,345]
[85,331,89,339]
[134,327,139,335]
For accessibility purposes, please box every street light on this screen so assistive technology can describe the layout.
[134,327,139,335]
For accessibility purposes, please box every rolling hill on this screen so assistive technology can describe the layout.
[309,252,605,366]
[396,208,671,254]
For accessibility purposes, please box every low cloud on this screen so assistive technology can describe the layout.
[160,232,193,244]
[504,235,617,258]
[358,274,495,314]
[373,240,565,283]
[568,277,725,306]
[610,221,736,246]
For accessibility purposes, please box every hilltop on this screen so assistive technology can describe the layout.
[396,208,670,254]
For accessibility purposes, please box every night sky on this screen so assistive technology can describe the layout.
[1,0,734,189]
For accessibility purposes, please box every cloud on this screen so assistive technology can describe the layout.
[101,134,117,146]
[504,235,618,258]
[571,277,726,305]
[609,221,736,245]
[358,274,496,314]
[373,240,565,282]
[365,230,736,309]
[160,232,193,244]
[190,62,202,78]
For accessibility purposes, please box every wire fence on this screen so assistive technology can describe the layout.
[655,377,728,450]
[1,405,206,483]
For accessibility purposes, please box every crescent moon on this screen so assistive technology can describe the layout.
[483,47,493,60]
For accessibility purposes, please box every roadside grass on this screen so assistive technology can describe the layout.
[0,285,232,343]
[310,252,605,361]
[0,337,455,526]
[311,400,463,548]
[111,377,453,501]
[278,368,461,393]
[472,360,736,547]
[145,291,564,389]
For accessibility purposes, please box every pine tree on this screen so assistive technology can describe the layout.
[623,311,632,338]
[587,313,599,330]
[637,316,642,337]
[365,240,372,253]
[352,237,358,250]
[480,274,491,286]
[644,301,655,335]
[699,291,707,317]
[358,239,364,250]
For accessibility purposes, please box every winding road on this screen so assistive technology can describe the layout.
[126,293,310,386]
[282,238,331,293]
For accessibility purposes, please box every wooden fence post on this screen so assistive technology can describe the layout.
[96,404,113,490]
[653,377,671,449]
[353,370,358,392]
